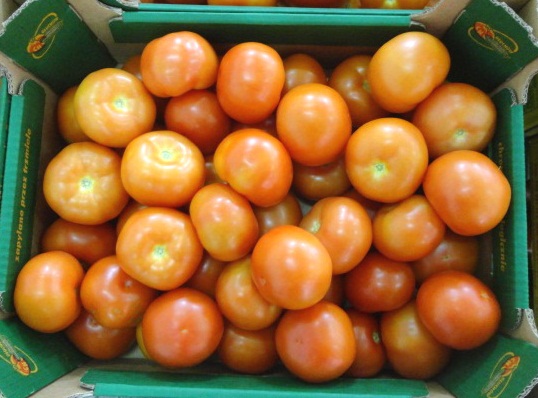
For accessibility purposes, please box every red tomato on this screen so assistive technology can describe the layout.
[141,287,224,368]
[275,301,356,383]
[80,255,159,329]
[345,117,429,203]
[416,271,501,350]
[215,255,282,331]
[300,196,373,275]
[381,300,452,379]
[164,89,231,155]
[282,53,327,96]
[40,218,117,267]
[121,130,205,208]
[411,229,480,284]
[203,154,226,186]
[140,31,218,98]
[217,42,285,124]
[213,128,293,207]
[73,68,156,147]
[65,309,136,360]
[115,200,148,236]
[422,150,511,236]
[253,192,303,237]
[412,82,497,158]
[43,142,129,225]
[14,251,84,333]
[344,251,415,313]
[372,194,446,262]
[328,55,389,127]
[345,309,386,378]
[116,207,204,291]
[218,323,278,375]
[251,225,332,310]
[367,32,450,113]
[56,85,91,143]
[292,156,351,201]
[323,274,345,306]
[189,183,259,262]
[277,83,352,166]
[184,251,226,298]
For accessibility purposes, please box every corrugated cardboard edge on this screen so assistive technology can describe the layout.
[68,0,145,64]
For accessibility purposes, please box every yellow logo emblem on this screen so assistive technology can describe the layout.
[468,22,519,59]
[481,352,520,397]
[0,335,38,376]
[27,12,63,58]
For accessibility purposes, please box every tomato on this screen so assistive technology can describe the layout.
[411,229,480,284]
[56,86,91,143]
[344,251,415,313]
[140,31,218,98]
[292,156,351,201]
[213,128,293,207]
[217,42,285,124]
[251,225,332,310]
[121,130,205,208]
[372,194,446,262]
[215,256,282,331]
[80,255,159,329]
[231,114,277,137]
[345,309,386,378]
[380,300,452,379]
[136,322,151,360]
[14,251,84,333]
[360,0,430,8]
[115,200,148,236]
[342,188,383,220]
[141,287,224,368]
[189,183,259,262]
[328,55,389,127]
[422,149,511,236]
[116,207,204,291]
[73,68,156,148]
[218,323,278,374]
[275,301,356,383]
[323,274,345,306]
[204,155,226,186]
[40,218,117,267]
[300,196,372,275]
[43,141,129,225]
[345,117,429,203]
[164,89,231,155]
[253,192,303,236]
[281,53,327,96]
[412,82,497,158]
[367,31,450,113]
[185,251,226,298]
[277,83,352,166]
[416,271,501,350]
[65,309,136,360]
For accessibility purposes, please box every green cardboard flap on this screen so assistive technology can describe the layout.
[443,0,538,94]
[110,8,420,48]
[437,333,538,398]
[0,0,116,94]
[82,367,429,398]
[489,89,529,331]
[0,317,86,398]
[0,75,11,205]
[0,78,45,313]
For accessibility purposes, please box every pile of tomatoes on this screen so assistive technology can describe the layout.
[13,30,509,383]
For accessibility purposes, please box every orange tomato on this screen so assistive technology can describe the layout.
[14,251,85,333]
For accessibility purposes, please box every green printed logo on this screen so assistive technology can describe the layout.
[468,22,519,59]
[0,335,38,376]
[27,12,63,58]
[481,352,520,397]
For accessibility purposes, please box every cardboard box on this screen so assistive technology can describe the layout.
[1,0,538,396]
